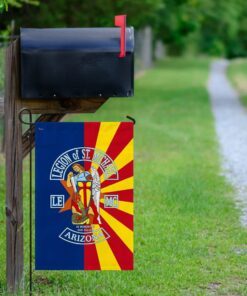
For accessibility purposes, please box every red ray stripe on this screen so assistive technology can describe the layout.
[90,199,100,224]
[101,216,133,270]
[84,122,101,170]
[84,226,101,270]
[101,206,133,230]
[101,161,133,188]
[105,122,133,161]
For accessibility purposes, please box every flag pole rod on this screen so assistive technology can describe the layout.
[19,108,34,295]
[126,115,136,125]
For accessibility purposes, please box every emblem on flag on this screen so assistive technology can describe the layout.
[35,122,134,270]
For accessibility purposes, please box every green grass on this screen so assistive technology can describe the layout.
[0,58,247,295]
[228,58,247,106]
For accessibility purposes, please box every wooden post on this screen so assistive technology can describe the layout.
[5,40,23,292]
[4,39,108,293]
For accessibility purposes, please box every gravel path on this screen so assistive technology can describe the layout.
[208,60,247,227]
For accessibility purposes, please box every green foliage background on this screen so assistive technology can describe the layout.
[0,0,247,58]
[1,0,247,57]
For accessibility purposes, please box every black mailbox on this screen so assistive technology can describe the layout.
[20,27,134,99]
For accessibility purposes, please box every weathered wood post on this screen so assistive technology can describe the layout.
[4,39,108,292]
[5,40,23,293]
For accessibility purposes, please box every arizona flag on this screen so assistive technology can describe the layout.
[35,122,134,270]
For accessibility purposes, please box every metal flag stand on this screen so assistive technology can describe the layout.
[18,108,34,296]
[126,115,136,125]
[17,109,136,296]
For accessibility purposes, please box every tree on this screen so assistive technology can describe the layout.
[0,0,38,12]
[0,0,162,30]
[0,0,39,38]
[154,0,201,55]
[197,0,244,57]
[1,0,247,57]
[154,0,247,57]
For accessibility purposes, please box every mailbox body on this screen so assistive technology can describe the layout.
[20,28,134,99]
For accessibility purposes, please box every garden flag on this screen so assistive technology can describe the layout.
[35,122,134,270]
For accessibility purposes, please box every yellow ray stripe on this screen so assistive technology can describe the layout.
[101,177,133,193]
[115,139,133,170]
[100,139,134,182]
[100,208,133,252]
[100,199,133,215]
[95,122,120,151]
[93,122,120,170]
[93,225,121,270]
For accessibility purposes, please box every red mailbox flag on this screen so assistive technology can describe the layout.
[115,15,126,58]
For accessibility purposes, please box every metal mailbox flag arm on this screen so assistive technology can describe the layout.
[115,14,126,58]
